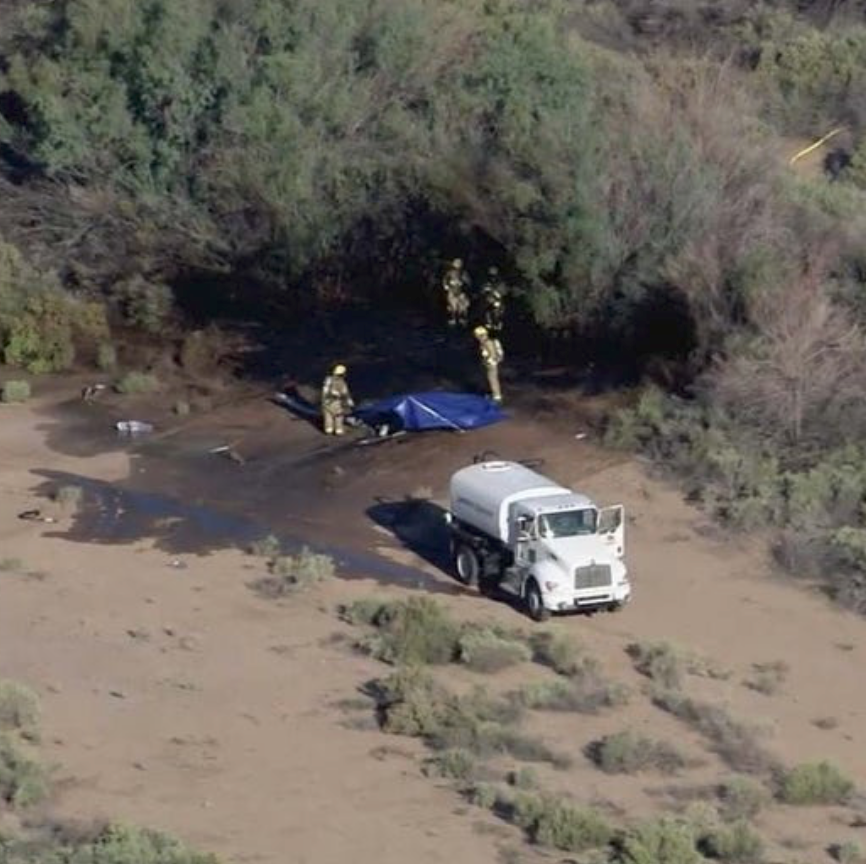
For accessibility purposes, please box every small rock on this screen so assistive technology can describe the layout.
[133,762,147,771]
[109,690,126,700]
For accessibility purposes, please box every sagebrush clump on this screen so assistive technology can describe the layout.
[253,547,336,597]
[777,761,854,805]
[586,730,686,775]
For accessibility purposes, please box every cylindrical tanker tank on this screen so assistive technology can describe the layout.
[448,460,569,543]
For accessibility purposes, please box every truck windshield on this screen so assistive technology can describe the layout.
[538,509,596,538]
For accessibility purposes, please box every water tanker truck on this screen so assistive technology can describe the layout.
[445,460,630,621]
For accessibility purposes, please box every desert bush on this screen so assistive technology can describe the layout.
[340,598,394,627]
[698,820,765,863]
[0,681,39,741]
[516,677,628,714]
[710,256,866,448]
[653,691,776,775]
[116,276,175,335]
[114,371,159,395]
[833,841,866,864]
[0,238,109,374]
[248,534,281,558]
[717,776,771,822]
[457,629,531,673]
[614,817,702,864]
[746,12,866,132]
[355,598,461,666]
[173,400,191,416]
[373,668,566,766]
[254,547,335,597]
[0,557,24,571]
[423,749,476,782]
[507,767,538,790]
[179,327,229,375]
[777,761,854,805]
[490,789,613,853]
[530,632,595,678]
[97,342,118,371]
[586,730,686,775]
[744,661,789,696]
[627,641,686,689]
[1,380,30,403]
[0,734,48,808]
[0,822,221,864]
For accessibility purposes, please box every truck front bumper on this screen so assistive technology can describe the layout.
[544,581,631,612]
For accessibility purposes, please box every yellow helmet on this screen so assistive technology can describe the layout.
[452,258,462,268]
[332,364,346,376]
[474,326,487,338]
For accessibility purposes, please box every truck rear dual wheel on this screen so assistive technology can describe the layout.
[525,580,551,622]
[454,545,481,587]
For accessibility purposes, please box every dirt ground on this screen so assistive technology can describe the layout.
[1,369,866,863]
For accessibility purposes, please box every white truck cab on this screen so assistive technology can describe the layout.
[445,460,631,621]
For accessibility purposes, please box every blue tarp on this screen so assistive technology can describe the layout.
[354,392,506,432]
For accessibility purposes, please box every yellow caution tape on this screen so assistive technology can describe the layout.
[789,127,845,165]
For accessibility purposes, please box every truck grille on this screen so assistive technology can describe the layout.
[574,563,612,590]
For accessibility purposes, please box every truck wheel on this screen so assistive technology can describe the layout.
[525,580,550,622]
[455,545,481,587]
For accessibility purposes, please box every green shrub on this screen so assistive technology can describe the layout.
[0,380,30,403]
[495,790,613,853]
[587,730,685,775]
[516,677,628,714]
[699,820,764,863]
[833,841,866,864]
[0,823,221,864]
[0,284,108,375]
[0,558,24,572]
[653,692,776,775]
[340,598,394,626]
[744,661,789,696]
[457,629,531,673]
[530,632,595,678]
[777,761,854,805]
[116,276,174,335]
[97,342,118,371]
[373,668,566,766]
[115,371,159,395]
[507,767,538,790]
[0,682,39,741]
[0,734,48,808]
[423,749,476,782]
[253,547,335,597]
[628,641,685,689]
[615,818,702,864]
[717,776,771,822]
[248,534,281,558]
[357,597,461,666]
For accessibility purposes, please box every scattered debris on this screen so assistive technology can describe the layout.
[81,383,107,402]
[574,432,587,440]
[17,509,56,523]
[169,558,187,569]
[116,420,154,434]
[209,445,245,465]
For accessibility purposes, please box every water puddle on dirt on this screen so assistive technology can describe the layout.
[32,471,462,596]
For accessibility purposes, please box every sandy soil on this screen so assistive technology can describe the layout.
[1,376,865,863]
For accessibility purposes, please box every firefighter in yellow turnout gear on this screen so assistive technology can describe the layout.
[473,326,504,403]
[321,364,354,435]
[442,258,471,327]
[480,266,505,335]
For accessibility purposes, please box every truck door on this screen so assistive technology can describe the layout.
[598,505,625,559]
